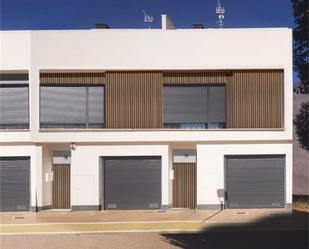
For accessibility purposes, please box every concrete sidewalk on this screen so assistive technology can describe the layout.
[1,209,307,235]
[0,209,216,224]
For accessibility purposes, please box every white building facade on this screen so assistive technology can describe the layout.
[0,19,293,211]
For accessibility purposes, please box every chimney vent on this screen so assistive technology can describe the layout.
[192,24,204,29]
[95,23,110,29]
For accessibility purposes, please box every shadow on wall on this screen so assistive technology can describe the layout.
[293,93,309,196]
[161,210,309,249]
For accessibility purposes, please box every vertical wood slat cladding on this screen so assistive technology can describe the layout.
[105,72,163,128]
[173,163,196,209]
[163,72,228,84]
[52,164,70,209]
[226,70,284,128]
[40,73,105,84]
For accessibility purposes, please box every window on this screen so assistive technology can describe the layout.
[163,84,225,129]
[40,85,104,128]
[0,74,29,129]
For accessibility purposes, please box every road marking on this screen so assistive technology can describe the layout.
[0,221,206,235]
[0,220,203,226]
[0,229,203,236]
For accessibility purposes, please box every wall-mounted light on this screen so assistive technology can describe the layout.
[70,143,76,151]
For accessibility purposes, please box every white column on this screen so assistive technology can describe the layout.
[29,68,40,140]
[33,145,43,209]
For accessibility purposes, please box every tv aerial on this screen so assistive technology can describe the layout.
[142,10,153,29]
[216,0,225,28]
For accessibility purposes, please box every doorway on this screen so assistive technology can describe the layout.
[172,149,196,209]
[52,164,70,209]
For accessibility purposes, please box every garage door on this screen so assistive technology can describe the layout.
[0,157,30,211]
[104,156,161,210]
[225,155,285,208]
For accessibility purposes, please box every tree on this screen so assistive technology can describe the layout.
[291,0,308,94]
[294,101,309,150]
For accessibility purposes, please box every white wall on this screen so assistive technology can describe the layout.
[29,29,291,70]
[1,29,291,70]
[42,145,53,207]
[32,130,293,145]
[0,145,42,208]
[0,31,31,70]
[196,143,293,207]
[71,145,169,207]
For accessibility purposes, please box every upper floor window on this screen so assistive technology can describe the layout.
[163,84,225,129]
[40,85,104,128]
[0,74,29,129]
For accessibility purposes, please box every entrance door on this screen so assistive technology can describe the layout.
[173,163,196,209]
[52,164,70,209]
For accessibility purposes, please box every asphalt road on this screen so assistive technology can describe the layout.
[1,210,308,249]
[1,229,308,249]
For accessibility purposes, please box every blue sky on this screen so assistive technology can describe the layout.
[0,0,297,81]
[1,0,293,29]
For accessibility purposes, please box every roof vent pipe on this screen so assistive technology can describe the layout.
[95,23,111,29]
[192,24,204,29]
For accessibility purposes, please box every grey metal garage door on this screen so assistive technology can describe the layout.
[0,157,30,211]
[104,156,161,210]
[225,155,285,208]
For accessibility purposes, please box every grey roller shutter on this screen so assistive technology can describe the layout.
[88,86,104,128]
[208,85,225,123]
[40,86,87,128]
[0,74,29,129]
[0,157,30,211]
[0,87,29,129]
[104,156,161,210]
[225,155,285,208]
[163,86,208,123]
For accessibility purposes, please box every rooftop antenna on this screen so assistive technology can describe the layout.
[216,0,225,28]
[142,10,153,29]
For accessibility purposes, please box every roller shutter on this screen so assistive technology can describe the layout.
[163,84,225,125]
[208,85,225,123]
[0,157,30,211]
[225,155,285,208]
[0,74,29,129]
[40,85,104,128]
[163,85,208,123]
[104,156,161,210]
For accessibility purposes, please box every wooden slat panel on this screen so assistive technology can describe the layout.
[105,71,163,128]
[173,163,196,209]
[163,72,228,84]
[226,70,284,128]
[52,164,70,209]
[40,73,105,84]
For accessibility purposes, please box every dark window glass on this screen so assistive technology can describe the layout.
[180,123,206,129]
[207,122,225,129]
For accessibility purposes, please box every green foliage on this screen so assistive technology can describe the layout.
[291,0,308,94]
[294,100,309,150]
